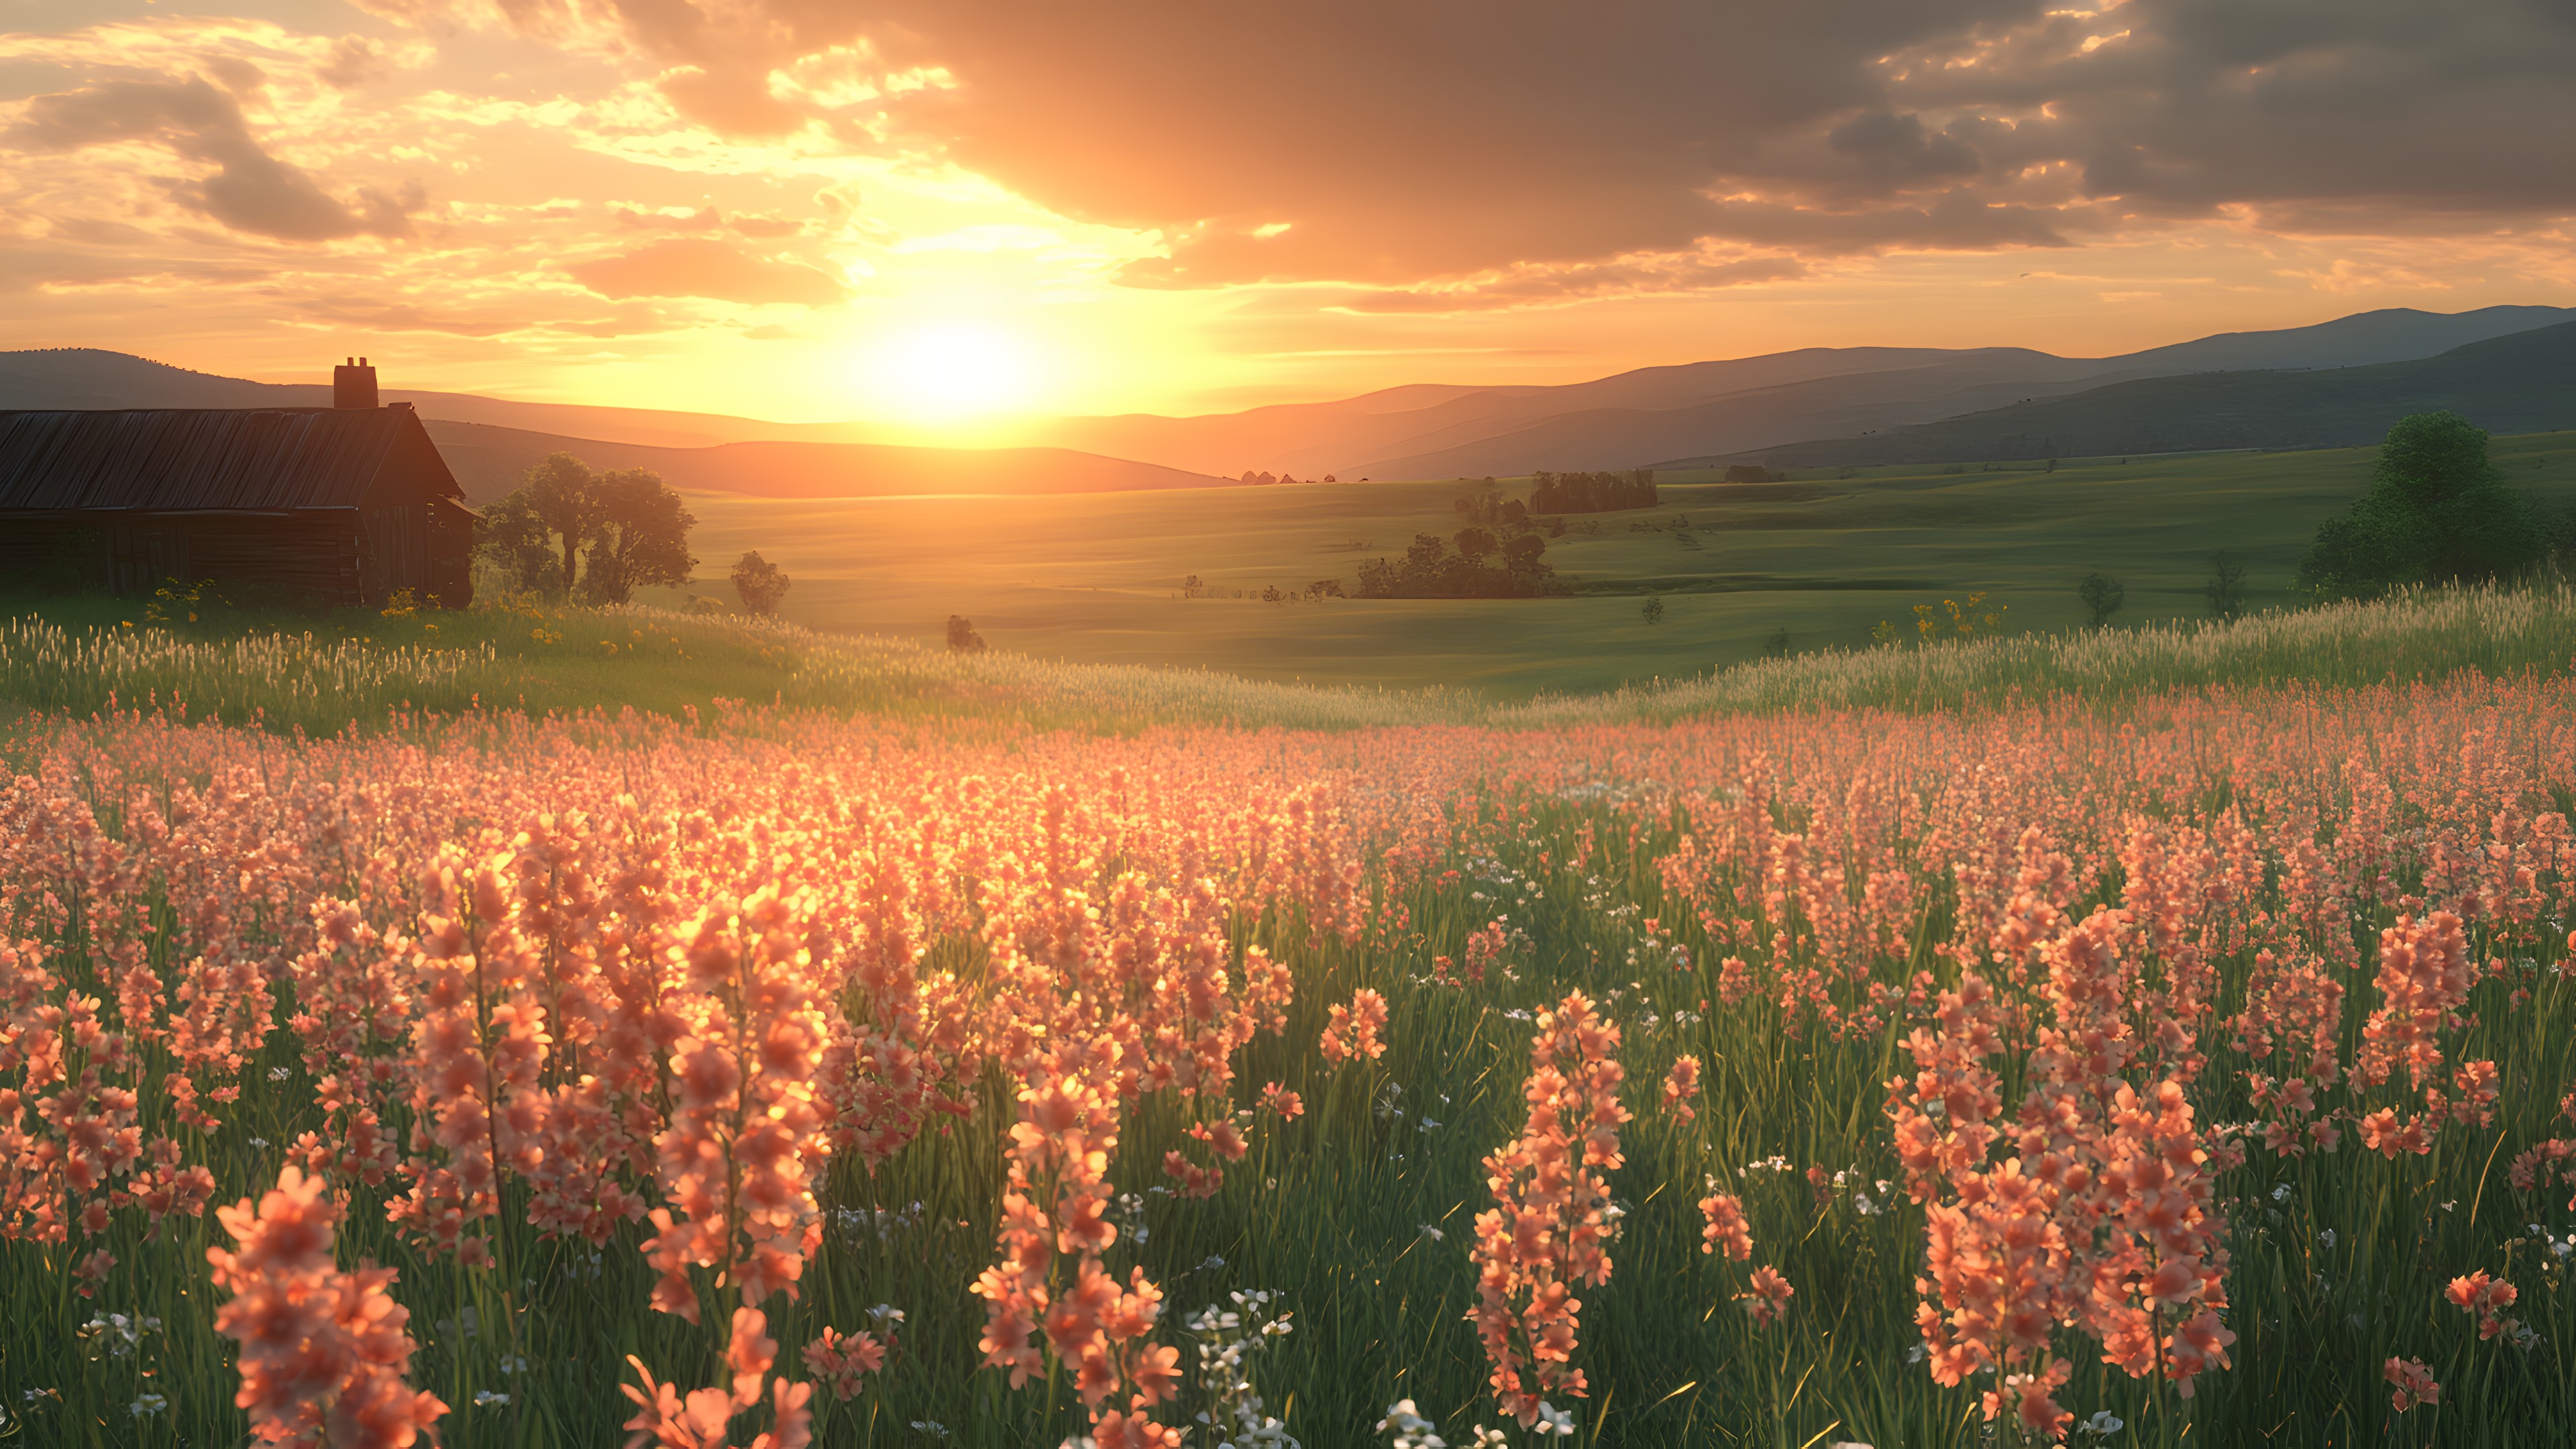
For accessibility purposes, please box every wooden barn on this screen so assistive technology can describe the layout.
[0,361,474,608]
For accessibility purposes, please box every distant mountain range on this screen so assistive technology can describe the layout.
[1719,320,2576,470]
[423,422,1229,505]
[5,304,2572,492]
[0,348,890,449]
[1028,305,2576,477]
[0,350,1229,502]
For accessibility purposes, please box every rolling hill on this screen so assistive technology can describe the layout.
[1032,305,2576,477]
[0,350,1232,500]
[1711,319,2576,470]
[9,304,2573,489]
[0,349,888,449]
[423,422,1232,504]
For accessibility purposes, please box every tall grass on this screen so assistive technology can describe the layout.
[1507,581,2576,724]
[2,582,2571,738]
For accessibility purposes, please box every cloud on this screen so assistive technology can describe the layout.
[3,74,411,241]
[0,242,178,294]
[290,292,676,337]
[567,237,848,305]
[1340,254,1809,314]
[366,0,2576,293]
[318,37,392,90]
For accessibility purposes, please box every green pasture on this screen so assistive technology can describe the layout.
[676,432,2576,697]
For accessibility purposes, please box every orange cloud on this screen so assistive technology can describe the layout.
[4,2,2576,424]
[5,74,416,241]
[568,239,849,307]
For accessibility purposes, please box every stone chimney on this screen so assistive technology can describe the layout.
[333,356,379,409]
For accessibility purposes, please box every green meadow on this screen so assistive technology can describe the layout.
[672,433,2576,698]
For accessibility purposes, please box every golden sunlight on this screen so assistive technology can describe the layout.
[864,320,1044,424]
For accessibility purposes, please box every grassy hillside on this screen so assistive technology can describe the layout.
[1741,320,2576,468]
[5,583,2571,739]
[664,430,2576,696]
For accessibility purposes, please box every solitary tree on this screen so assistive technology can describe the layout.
[947,614,987,651]
[2078,571,2125,628]
[731,551,790,614]
[2298,412,2551,598]
[1642,596,1665,625]
[2205,553,2248,621]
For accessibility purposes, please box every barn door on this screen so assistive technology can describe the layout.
[106,522,182,594]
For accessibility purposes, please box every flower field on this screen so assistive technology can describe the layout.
[3,673,2574,1446]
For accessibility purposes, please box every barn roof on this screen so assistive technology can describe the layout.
[0,405,464,513]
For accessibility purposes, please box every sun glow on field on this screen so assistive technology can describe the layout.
[865,320,1044,425]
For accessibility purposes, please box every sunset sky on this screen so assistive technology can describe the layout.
[5,1,2574,436]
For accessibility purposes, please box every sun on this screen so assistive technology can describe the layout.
[867,320,1043,425]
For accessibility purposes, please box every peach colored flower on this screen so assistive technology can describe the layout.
[207,1165,447,1448]
[2385,1356,2440,1413]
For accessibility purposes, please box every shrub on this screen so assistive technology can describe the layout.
[731,551,791,615]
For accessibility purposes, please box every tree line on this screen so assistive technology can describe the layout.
[1355,527,1555,598]
[1529,469,1657,514]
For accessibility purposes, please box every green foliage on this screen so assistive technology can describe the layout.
[2078,571,2125,628]
[474,490,558,594]
[1355,529,1555,598]
[2297,413,2551,598]
[1529,469,1658,515]
[1452,478,1504,526]
[582,467,698,604]
[477,452,696,602]
[522,451,608,594]
[731,550,790,615]
[1642,596,1665,626]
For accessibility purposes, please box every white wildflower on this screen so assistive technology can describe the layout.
[1378,1398,1445,1449]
